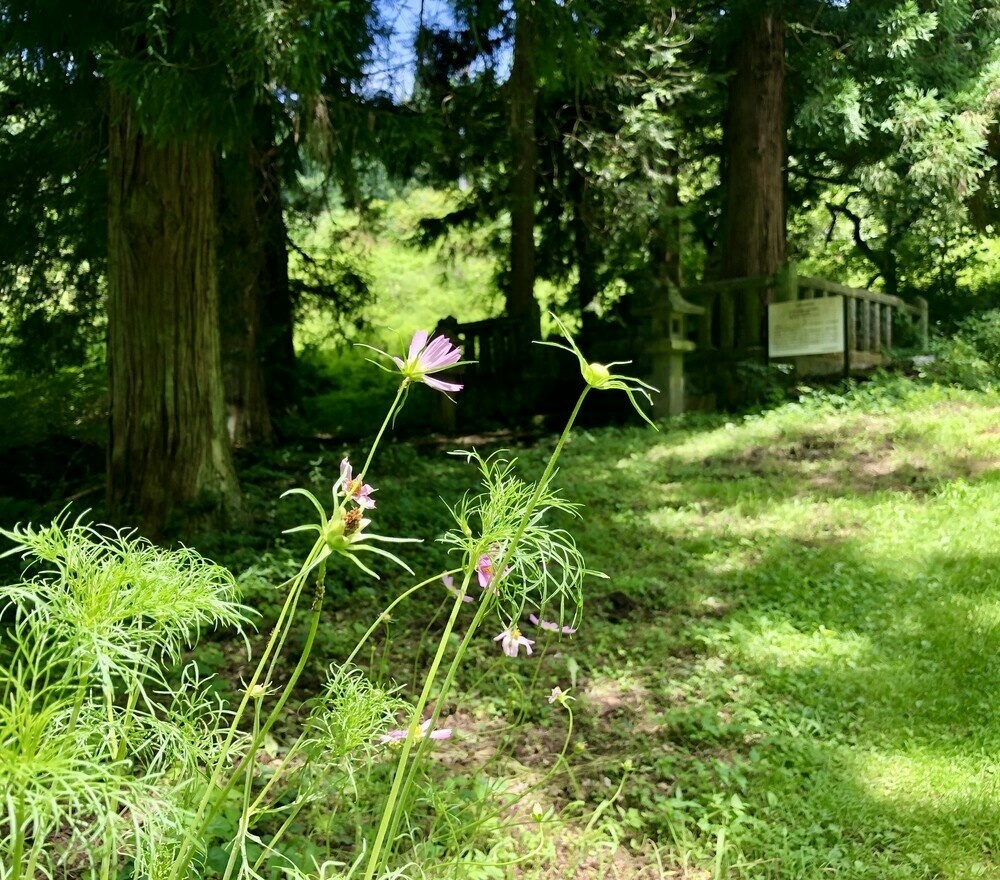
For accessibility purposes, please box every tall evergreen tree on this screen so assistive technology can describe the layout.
[1,0,378,532]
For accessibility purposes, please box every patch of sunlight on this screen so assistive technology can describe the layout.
[644,493,876,544]
[965,596,1000,632]
[850,747,1000,808]
[729,617,871,671]
[866,482,1000,566]
[644,420,782,466]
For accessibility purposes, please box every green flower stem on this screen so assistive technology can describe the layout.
[260,569,311,694]
[501,385,591,568]
[9,792,24,880]
[377,597,489,863]
[114,640,157,764]
[99,642,157,880]
[471,705,575,834]
[250,796,306,875]
[174,377,407,879]
[583,764,631,834]
[168,539,324,879]
[359,380,409,483]
[363,573,478,880]
[248,739,315,874]
[369,385,592,876]
[175,593,326,880]
[65,676,88,735]
[247,733,307,817]
[256,588,324,758]
[343,569,462,668]
[221,700,263,880]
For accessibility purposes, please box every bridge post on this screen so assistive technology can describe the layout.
[916,297,929,348]
[775,261,798,302]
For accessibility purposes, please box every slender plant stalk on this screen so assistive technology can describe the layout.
[344,570,461,668]
[8,794,24,880]
[171,382,407,879]
[221,699,263,880]
[362,573,480,880]
[359,381,408,482]
[366,386,592,877]
[458,704,575,842]
[168,541,322,878]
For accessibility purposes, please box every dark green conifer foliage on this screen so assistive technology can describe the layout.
[1,0,380,533]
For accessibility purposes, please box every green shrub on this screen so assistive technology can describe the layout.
[925,308,1000,389]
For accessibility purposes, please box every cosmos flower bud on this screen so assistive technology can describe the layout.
[584,362,611,387]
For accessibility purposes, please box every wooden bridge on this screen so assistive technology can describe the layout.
[433,265,929,424]
[683,265,928,367]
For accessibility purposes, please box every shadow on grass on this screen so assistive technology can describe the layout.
[557,426,1000,879]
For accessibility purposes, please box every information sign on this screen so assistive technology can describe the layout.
[768,296,845,358]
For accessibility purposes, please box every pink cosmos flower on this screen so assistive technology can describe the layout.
[528,613,576,634]
[494,626,534,658]
[477,547,510,593]
[393,330,463,393]
[380,718,453,745]
[442,573,474,603]
[339,458,376,510]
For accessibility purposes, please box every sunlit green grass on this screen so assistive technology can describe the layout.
[532,381,1000,879]
[6,362,998,878]
[228,377,1000,878]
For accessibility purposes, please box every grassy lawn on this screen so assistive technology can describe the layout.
[521,380,1000,879]
[161,375,997,879]
[3,376,1000,879]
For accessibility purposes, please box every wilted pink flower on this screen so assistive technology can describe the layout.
[339,458,376,510]
[442,573,474,603]
[393,330,463,393]
[529,613,576,634]
[548,686,574,706]
[494,626,534,658]
[380,718,453,745]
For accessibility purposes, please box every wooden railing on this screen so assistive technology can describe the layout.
[682,266,929,362]
[433,315,530,384]
[434,267,930,425]
[793,275,928,359]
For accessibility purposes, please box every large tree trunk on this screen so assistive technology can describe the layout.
[107,90,241,536]
[258,147,298,423]
[507,0,541,343]
[570,165,600,333]
[719,8,786,348]
[219,116,275,448]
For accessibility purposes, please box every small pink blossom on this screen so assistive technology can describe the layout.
[477,548,510,592]
[529,613,576,634]
[442,573,474,603]
[393,330,463,393]
[494,626,534,658]
[339,458,376,509]
[380,718,452,745]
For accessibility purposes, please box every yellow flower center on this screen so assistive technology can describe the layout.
[343,508,364,536]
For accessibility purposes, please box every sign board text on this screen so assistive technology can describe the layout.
[768,296,845,358]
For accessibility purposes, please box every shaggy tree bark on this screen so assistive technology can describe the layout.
[107,90,241,535]
[219,122,275,448]
[719,8,786,347]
